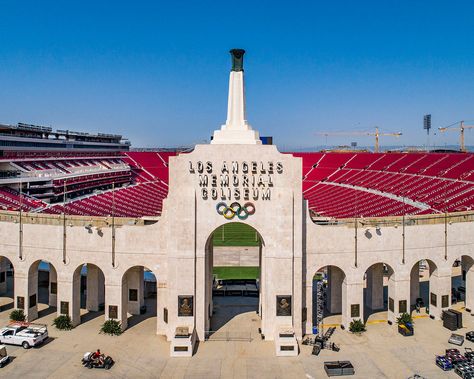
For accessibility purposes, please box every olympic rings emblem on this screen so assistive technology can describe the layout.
[216,202,256,220]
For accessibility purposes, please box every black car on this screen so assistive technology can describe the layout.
[466,331,474,342]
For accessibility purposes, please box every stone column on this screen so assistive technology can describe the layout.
[48,265,57,308]
[27,267,38,321]
[342,279,363,329]
[86,265,99,311]
[387,275,410,323]
[428,268,451,320]
[304,281,313,334]
[410,264,420,308]
[125,267,144,315]
[327,266,344,314]
[14,271,31,319]
[105,280,127,329]
[0,257,8,295]
[366,263,384,310]
[58,274,81,326]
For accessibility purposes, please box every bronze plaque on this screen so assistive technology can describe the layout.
[442,295,449,308]
[399,300,407,313]
[129,289,138,302]
[163,307,168,324]
[276,295,292,316]
[175,326,190,336]
[302,307,307,322]
[351,304,360,318]
[430,292,437,307]
[389,297,394,312]
[178,296,193,317]
[109,305,118,319]
[50,282,57,295]
[174,346,188,352]
[29,294,37,308]
[60,301,69,315]
[17,296,25,310]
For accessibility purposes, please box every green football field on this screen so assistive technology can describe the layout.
[213,266,260,280]
[212,223,260,247]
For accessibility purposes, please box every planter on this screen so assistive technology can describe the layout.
[398,324,414,336]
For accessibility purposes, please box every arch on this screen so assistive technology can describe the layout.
[72,263,106,325]
[204,222,264,339]
[311,265,347,333]
[0,256,14,311]
[451,255,474,311]
[120,265,157,330]
[362,262,395,323]
[409,258,438,316]
[27,259,58,320]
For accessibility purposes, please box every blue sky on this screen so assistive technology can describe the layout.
[0,1,473,149]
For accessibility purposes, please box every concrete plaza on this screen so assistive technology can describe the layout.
[0,291,471,378]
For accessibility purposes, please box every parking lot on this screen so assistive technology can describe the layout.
[0,296,472,378]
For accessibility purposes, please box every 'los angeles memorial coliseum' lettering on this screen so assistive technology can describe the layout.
[188,161,283,201]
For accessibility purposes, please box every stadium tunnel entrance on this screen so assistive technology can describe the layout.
[204,222,263,340]
[0,256,14,312]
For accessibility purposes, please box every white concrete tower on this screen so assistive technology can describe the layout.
[211,49,261,145]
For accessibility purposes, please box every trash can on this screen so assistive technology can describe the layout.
[312,326,318,335]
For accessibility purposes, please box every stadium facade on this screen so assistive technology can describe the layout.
[0,49,474,356]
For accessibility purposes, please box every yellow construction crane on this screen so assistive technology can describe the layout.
[316,126,402,153]
[438,120,474,152]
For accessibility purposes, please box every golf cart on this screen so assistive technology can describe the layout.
[0,345,11,368]
[82,351,114,370]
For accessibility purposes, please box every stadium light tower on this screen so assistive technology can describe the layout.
[423,114,431,149]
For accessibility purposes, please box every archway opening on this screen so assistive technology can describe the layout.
[205,222,263,340]
[28,260,57,320]
[312,265,345,334]
[121,266,157,329]
[72,263,105,324]
[0,256,14,312]
[451,256,474,311]
[410,259,437,315]
[363,263,394,323]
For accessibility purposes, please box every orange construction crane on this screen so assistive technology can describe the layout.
[316,126,402,153]
[438,120,474,152]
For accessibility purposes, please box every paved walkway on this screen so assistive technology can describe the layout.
[0,295,469,378]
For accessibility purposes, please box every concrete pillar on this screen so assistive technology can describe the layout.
[327,266,344,314]
[410,264,420,308]
[304,282,313,334]
[195,252,206,341]
[428,269,451,320]
[366,263,384,310]
[387,276,410,323]
[58,274,80,326]
[105,281,127,330]
[27,267,38,321]
[86,265,104,311]
[14,271,32,319]
[462,257,474,311]
[125,267,144,315]
[48,265,57,308]
[342,279,364,329]
[0,257,8,295]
